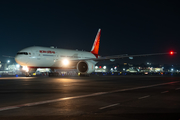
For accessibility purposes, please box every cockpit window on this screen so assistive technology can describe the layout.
[17,52,28,55]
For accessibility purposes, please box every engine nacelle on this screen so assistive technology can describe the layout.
[77,60,95,74]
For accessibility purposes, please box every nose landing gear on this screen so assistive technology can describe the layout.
[25,68,37,77]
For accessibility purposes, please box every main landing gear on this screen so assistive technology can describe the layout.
[48,68,59,77]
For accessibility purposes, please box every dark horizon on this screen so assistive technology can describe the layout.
[0,1,179,64]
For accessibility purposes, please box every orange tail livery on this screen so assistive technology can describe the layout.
[91,29,101,58]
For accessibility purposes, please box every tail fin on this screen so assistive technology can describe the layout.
[91,29,101,57]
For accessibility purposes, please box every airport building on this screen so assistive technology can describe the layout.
[95,62,180,73]
[0,59,180,76]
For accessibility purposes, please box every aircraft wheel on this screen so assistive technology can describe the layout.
[25,73,31,77]
[78,73,90,77]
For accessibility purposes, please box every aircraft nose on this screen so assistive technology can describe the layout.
[15,55,21,64]
[15,55,28,65]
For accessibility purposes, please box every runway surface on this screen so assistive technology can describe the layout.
[0,75,180,120]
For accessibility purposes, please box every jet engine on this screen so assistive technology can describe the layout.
[77,60,95,74]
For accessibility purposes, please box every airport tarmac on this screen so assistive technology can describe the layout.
[0,76,179,120]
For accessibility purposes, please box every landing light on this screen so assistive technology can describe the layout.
[22,66,29,72]
[62,59,69,65]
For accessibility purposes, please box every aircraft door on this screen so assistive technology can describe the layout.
[36,50,41,60]
[31,50,36,58]
[53,55,59,63]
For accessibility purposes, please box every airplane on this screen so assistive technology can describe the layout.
[15,29,176,76]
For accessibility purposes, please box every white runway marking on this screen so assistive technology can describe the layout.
[99,103,119,110]
[138,95,150,99]
[0,81,179,112]
[0,106,19,112]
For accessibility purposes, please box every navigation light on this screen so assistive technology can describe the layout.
[170,51,174,55]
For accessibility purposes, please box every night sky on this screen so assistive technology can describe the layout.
[0,1,179,64]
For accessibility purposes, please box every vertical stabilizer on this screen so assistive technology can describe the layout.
[91,29,101,57]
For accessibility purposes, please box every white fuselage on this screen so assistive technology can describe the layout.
[15,46,97,69]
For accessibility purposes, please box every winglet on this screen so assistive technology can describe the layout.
[91,29,101,57]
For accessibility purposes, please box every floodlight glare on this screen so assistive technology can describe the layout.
[16,64,20,68]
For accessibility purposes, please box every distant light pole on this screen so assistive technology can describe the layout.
[16,64,20,69]
[7,60,10,63]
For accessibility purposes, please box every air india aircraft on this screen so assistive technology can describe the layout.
[15,29,176,76]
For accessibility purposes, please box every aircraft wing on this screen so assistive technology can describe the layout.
[2,55,15,58]
[77,52,177,61]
